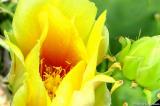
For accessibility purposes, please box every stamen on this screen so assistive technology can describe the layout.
[40,59,72,100]
[43,65,65,99]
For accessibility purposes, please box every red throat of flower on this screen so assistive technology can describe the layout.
[39,21,81,99]
[39,57,73,99]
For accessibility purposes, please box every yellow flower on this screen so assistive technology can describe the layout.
[0,0,115,106]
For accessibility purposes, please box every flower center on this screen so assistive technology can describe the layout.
[40,59,72,99]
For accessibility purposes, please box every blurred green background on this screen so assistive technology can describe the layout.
[0,0,16,76]
[93,0,160,54]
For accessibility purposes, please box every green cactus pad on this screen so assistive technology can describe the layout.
[111,71,160,106]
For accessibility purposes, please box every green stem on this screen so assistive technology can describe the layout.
[0,6,14,17]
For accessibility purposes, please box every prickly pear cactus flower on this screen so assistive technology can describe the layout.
[116,36,160,90]
[0,0,115,106]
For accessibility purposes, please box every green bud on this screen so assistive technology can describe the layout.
[117,35,160,90]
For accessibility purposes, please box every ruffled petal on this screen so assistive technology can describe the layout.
[82,11,107,85]
[97,26,109,64]
[12,84,27,106]
[13,0,96,55]
[51,61,86,106]
[12,75,51,106]
[41,5,86,68]
[87,11,106,61]
[12,0,46,55]
[13,12,51,105]
[49,0,97,43]
[70,75,115,106]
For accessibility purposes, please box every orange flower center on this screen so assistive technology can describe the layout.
[40,58,72,99]
[38,13,82,99]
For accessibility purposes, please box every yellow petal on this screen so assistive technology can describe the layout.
[94,84,111,106]
[15,12,50,105]
[97,26,109,64]
[13,0,46,55]
[0,38,48,106]
[69,84,95,106]
[12,84,27,106]
[26,76,51,106]
[13,0,97,55]
[87,11,107,61]
[82,11,107,85]
[51,61,86,106]
[70,75,115,106]
[25,6,48,76]
[89,74,115,86]
[49,0,97,43]
[12,75,51,106]
[41,5,87,67]
[21,43,51,106]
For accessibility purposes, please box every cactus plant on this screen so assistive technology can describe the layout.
[110,35,160,106]
[111,71,160,106]
[93,0,160,54]
[117,35,160,90]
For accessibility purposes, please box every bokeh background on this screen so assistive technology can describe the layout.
[93,0,160,54]
[0,0,16,76]
[0,0,16,105]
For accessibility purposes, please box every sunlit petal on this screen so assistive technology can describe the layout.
[41,5,86,69]
[49,0,97,43]
[82,11,107,85]
[51,61,86,106]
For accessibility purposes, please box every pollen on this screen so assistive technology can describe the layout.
[43,65,65,99]
[40,59,71,99]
